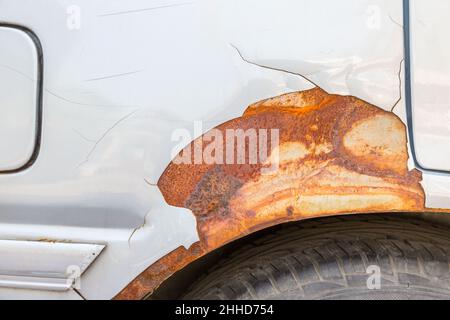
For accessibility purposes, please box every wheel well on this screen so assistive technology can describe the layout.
[148,212,450,299]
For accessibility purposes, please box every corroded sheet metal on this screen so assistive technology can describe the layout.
[159,88,425,249]
[116,88,425,299]
[117,244,204,300]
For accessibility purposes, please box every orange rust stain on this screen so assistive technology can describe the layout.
[115,87,426,300]
[116,243,205,300]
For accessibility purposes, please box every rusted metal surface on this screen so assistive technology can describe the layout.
[117,243,205,300]
[116,88,426,300]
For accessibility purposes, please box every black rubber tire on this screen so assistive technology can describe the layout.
[183,214,450,300]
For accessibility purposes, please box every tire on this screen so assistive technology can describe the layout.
[183,215,450,300]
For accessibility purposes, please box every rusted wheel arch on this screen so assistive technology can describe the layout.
[115,211,443,300]
[115,88,436,300]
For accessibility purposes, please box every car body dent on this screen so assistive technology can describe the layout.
[0,0,449,300]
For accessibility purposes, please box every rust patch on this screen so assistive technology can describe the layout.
[115,87,427,300]
[117,243,205,300]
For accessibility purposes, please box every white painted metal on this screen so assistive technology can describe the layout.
[0,27,38,171]
[409,0,450,171]
[0,0,448,299]
[0,287,83,300]
[0,275,71,291]
[0,240,104,291]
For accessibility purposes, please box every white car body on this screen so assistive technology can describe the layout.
[0,0,449,299]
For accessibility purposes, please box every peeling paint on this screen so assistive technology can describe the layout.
[72,128,96,144]
[5,0,434,301]
[116,87,427,300]
[143,178,157,187]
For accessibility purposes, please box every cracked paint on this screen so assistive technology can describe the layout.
[97,2,194,17]
[83,70,143,82]
[391,59,404,112]
[78,109,140,167]
[128,211,149,247]
[232,43,404,115]
[230,44,322,90]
